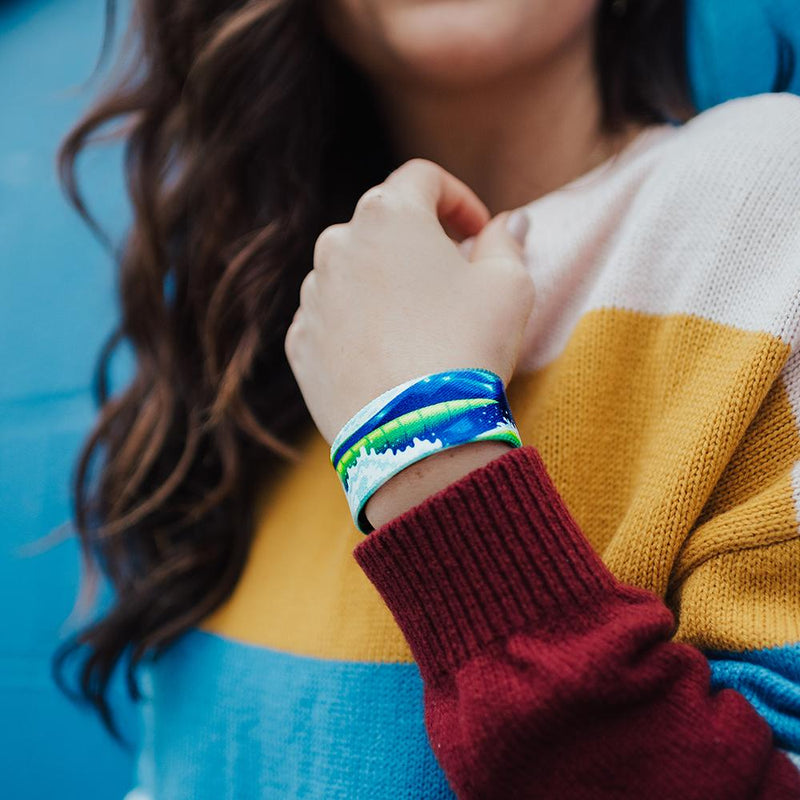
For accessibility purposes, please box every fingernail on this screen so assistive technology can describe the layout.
[506,209,530,247]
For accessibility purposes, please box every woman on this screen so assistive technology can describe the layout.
[57,0,800,797]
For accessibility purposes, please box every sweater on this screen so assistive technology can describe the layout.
[129,93,800,799]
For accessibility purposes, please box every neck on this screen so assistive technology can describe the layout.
[372,32,642,216]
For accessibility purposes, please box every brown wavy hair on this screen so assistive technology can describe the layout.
[55,0,694,734]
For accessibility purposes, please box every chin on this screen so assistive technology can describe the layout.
[323,0,599,89]
[379,3,540,86]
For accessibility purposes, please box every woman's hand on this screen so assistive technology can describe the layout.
[285,158,535,450]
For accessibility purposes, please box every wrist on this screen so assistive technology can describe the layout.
[364,440,515,530]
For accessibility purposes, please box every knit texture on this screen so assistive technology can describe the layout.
[355,445,800,798]
[130,93,800,799]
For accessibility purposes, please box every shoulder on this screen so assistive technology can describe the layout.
[619,94,800,345]
[645,93,800,207]
[679,92,800,146]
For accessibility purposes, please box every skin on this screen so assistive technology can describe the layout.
[319,0,641,212]
[286,0,644,529]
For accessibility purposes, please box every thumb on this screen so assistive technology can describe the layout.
[468,209,529,263]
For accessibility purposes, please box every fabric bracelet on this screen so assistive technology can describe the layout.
[330,368,523,534]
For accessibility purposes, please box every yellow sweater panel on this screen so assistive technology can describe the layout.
[204,307,800,660]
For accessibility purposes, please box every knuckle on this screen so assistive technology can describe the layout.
[284,320,298,360]
[354,185,409,222]
[355,186,390,216]
[298,270,316,306]
[386,157,437,186]
[404,157,436,174]
[313,224,347,267]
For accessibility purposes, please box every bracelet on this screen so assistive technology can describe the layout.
[330,368,523,534]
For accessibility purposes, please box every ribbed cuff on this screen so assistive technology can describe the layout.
[353,445,630,681]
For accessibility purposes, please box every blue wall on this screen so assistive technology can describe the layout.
[687,0,800,109]
[0,1,135,797]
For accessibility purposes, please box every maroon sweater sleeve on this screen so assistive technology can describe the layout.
[352,445,800,799]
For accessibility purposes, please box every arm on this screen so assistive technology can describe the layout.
[283,152,800,796]
[355,445,800,799]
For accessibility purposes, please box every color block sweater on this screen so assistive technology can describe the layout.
[131,93,800,799]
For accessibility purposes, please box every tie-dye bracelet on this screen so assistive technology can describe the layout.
[330,368,523,534]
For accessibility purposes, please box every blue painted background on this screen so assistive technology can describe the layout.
[687,0,800,108]
[0,0,135,798]
[0,0,798,798]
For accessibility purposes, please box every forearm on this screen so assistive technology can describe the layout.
[354,445,800,799]
[364,440,515,529]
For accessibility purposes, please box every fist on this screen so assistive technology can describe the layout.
[284,158,535,445]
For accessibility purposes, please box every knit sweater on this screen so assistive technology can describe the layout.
[131,93,800,799]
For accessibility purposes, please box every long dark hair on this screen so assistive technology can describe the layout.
[55,0,695,734]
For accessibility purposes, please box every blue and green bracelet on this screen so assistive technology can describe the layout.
[330,368,523,534]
